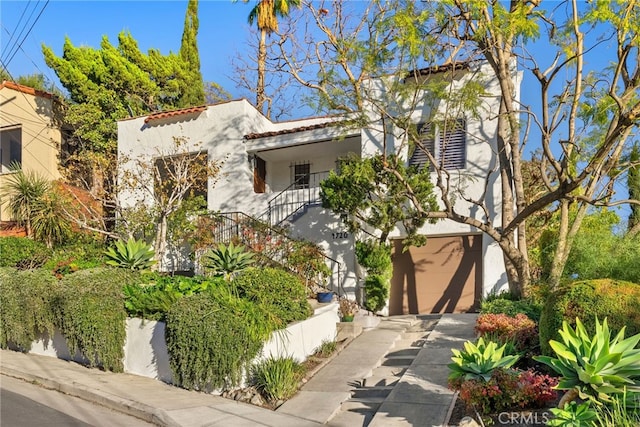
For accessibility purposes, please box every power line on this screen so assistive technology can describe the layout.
[0,23,63,94]
[2,0,49,69]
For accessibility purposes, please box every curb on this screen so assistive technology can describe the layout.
[0,367,178,427]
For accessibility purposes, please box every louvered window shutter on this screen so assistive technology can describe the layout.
[439,119,466,170]
[409,123,434,170]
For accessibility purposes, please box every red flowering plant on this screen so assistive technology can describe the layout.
[450,368,558,415]
[475,313,538,354]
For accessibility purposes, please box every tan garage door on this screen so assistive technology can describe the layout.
[389,235,482,315]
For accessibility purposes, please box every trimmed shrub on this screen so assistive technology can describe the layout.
[165,290,270,391]
[0,236,50,268]
[480,296,542,322]
[475,313,538,353]
[449,368,558,415]
[363,274,390,313]
[539,279,640,355]
[0,268,59,351]
[55,268,140,372]
[232,267,313,328]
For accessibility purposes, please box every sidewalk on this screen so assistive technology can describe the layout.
[0,313,476,427]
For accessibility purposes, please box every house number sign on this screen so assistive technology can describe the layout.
[332,232,349,239]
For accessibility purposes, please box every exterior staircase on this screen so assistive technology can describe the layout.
[205,210,344,296]
[265,171,329,227]
[327,316,440,426]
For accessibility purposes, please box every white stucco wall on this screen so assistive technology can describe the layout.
[24,304,339,385]
[117,60,516,302]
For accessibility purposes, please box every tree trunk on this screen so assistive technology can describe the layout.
[257,29,267,116]
[155,214,168,271]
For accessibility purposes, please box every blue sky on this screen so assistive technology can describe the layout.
[1,0,254,97]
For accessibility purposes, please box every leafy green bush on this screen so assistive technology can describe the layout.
[535,317,640,407]
[165,290,270,391]
[43,242,107,276]
[0,268,59,351]
[55,268,140,372]
[356,241,392,313]
[251,356,305,402]
[539,279,640,355]
[363,274,389,313]
[480,294,542,322]
[0,237,50,268]
[355,241,392,276]
[104,237,156,270]
[123,273,224,320]
[232,267,313,328]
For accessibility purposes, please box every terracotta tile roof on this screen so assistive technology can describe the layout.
[0,80,54,99]
[244,120,350,140]
[144,105,207,124]
[413,61,470,76]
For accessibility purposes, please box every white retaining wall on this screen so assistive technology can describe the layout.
[26,302,339,385]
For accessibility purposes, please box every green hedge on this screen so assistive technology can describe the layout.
[55,268,140,372]
[539,279,640,355]
[232,267,313,328]
[0,268,59,351]
[0,237,50,268]
[165,290,270,391]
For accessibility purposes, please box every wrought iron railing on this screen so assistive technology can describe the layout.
[201,210,344,296]
[266,171,330,227]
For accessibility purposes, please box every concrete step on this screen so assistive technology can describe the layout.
[350,386,394,400]
[327,401,378,427]
[362,366,406,387]
[385,347,420,358]
[380,356,414,367]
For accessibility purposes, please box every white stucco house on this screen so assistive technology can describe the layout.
[117,60,516,315]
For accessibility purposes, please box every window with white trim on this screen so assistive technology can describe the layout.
[409,119,466,171]
[0,127,22,173]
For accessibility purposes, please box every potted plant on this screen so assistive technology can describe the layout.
[338,297,359,322]
[316,290,334,303]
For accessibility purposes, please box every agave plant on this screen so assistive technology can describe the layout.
[547,401,597,427]
[448,336,521,382]
[203,242,255,279]
[534,317,640,408]
[104,237,156,270]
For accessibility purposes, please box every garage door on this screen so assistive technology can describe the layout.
[389,235,482,315]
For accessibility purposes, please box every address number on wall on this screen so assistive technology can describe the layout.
[332,232,349,239]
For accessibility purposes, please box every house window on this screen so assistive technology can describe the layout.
[409,119,466,171]
[292,162,310,189]
[154,151,208,207]
[0,127,22,173]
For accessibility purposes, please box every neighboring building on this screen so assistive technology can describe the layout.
[0,81,64,221]
[117,60,516,314]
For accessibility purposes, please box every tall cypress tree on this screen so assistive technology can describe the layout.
[179,0,205,107]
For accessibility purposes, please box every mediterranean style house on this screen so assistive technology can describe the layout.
[0,81,65,223]
[117,60,518,315]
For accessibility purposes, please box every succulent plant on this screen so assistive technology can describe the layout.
[448,337,520,382]
[104,237,156,270]
[534,317,640,407]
